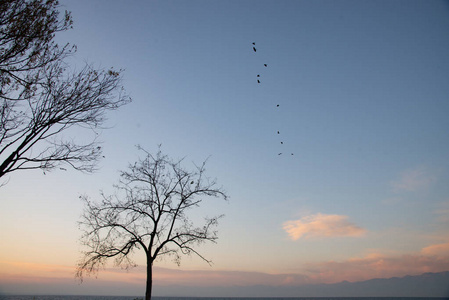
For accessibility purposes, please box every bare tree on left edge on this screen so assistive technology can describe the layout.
[0,63,130,178]
[0,0,131,181]
[0,0,74,102]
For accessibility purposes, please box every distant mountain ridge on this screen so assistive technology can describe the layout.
[155,271,449,297]
[314,271,449,297]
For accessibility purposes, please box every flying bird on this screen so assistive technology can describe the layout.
[264,64,267,67]
[281,142,283,144]
[278,153,282,155]
[277,131,280,134]
[252,42,256,45]
[257,80,260,83]
[257,74,260,77]
[276,104,280,107]
[253,47,257,52]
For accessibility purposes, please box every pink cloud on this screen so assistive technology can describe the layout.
[0,261,148,286]
[303,243,449,284]
[91,242,449,286]
[283,213,366,240]
[421,242,449,257]
[2,241,448,294]
[152,267,311,287]
[434,201,449,223]
[0,261,311,290]
[0,261,75,278]
[391,167,436,192]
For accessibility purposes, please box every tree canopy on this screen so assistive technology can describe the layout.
[0,0,130,180]
[77,147,228,300]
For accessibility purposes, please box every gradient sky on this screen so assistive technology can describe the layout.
[1,0,449,297]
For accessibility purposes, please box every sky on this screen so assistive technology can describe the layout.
[1,0,449,297]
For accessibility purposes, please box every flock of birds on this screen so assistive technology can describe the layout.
[252,42,294,156]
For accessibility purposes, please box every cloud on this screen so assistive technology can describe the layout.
[0,272,145,297]
[434,201,449,223]
[391,167,436,193]
[152,267,311,287]
[2,240,449,296]
[421,242,449,257]
[0,261,75,278]
[0,260,310,289]
[283,213,366,240]
[303,243,449,284]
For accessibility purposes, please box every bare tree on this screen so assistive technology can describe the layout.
[0,0,130,180]
[77,146,228,300]
[0,0,73,102]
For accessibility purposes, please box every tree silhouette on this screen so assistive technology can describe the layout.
[0,0,130,181]
[0,0,73,102]
[77,146,228,300]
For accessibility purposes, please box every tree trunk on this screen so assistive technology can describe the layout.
[145,257,153,300]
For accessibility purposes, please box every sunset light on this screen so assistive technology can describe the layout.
[1,0,449,298]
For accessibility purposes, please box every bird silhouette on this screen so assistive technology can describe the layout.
[190,181,194,184]
[249,41,294,157]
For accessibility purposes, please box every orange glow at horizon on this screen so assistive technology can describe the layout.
[2,240,448,288]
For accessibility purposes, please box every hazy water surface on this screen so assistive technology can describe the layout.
[1,296,447,300]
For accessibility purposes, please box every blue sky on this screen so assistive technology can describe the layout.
[1,0,449,297]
